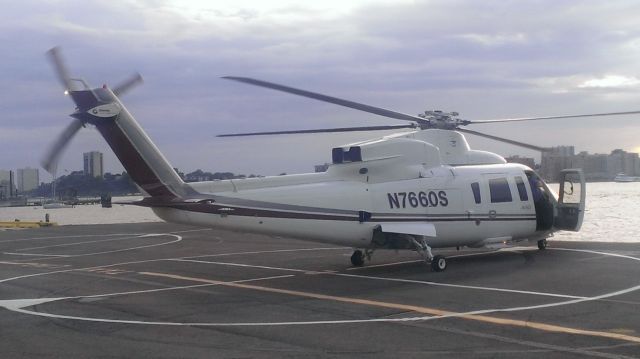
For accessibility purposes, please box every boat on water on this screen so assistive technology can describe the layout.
[614,173,640,182]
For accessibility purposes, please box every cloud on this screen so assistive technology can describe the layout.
[579,75,640,89]
[1,0,640,176]
[456,33,527,47]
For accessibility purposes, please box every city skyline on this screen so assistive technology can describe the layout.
[4,145,638,183]
[2,2,640,177]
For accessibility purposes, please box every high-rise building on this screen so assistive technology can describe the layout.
[0,169,16,199]
[539,147,639,181]
[83,151,104,178]
[505,155,536,169]
[540,146,576,182]
[16,167,39,193]
[607,149,639,177]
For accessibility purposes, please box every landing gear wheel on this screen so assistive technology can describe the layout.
[537,239,548,250]
[431,255,447,272]
[350,250,365,267]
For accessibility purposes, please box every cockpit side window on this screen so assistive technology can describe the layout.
[515,176,528,201]
[471,182,481,204]
[489,178,512,203]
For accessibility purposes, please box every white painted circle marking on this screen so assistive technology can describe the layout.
[0,245,638,327]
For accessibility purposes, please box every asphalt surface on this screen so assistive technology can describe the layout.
[0,222,639,358]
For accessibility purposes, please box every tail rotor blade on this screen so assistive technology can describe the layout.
[113,73,143,96]
[46,46,74,91]
[41,119,83,174]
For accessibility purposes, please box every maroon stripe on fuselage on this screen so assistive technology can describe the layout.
[94,121,174,197]
[165,203,536,222]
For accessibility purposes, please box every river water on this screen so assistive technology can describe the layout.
[1,183,638,242]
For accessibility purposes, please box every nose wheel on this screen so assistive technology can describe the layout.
[411,237,447,272]
[431,255,447,272]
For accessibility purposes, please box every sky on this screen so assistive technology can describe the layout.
[2,0,640,180]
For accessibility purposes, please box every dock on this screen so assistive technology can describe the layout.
[0,222,638,358]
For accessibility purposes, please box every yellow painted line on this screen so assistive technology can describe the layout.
[0,221,58,228]
[141,271,640,344]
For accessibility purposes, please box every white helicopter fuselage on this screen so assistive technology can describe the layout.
[153,162,538,249]
[146,128,561,252]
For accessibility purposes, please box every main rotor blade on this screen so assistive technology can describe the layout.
[113,73,143,96]
[457,128,550,152]
[218,124,417,137]
[41,119,83,174]
[46,46,74,91]
[222,76,426,124]
[468,110,640,124]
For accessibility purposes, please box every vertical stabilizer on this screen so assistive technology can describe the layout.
[71,87,192,198]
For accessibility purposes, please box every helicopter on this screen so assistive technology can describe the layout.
[42,47,637,271]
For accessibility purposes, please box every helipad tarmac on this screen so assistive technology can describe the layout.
[0,222,639,358]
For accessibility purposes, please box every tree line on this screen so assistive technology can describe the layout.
[30,169,265,198]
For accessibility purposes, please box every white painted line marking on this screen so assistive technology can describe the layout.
[0,228,209,244]
[175,254,586,299]
[15,235,155,251]
[0,233,143,244]
[6,234,182,259]
[168,228,212,234]
[551,248,640,262]
[2,245,639,334]
[170,259,309,273]
[0,274,295,310]
[0,246,342,284]
[346,259,421,270]
[180,247,347,260]
[3,252,70,257]
[334,272,587,300]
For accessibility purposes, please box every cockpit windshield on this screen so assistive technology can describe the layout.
[525,171,557,203]
[525,170,557,231]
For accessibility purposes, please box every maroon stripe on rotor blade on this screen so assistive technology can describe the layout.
[94,121,175,198]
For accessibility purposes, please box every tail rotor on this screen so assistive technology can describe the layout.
[40,47,143,175]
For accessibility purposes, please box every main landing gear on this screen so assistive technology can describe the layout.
[411,237,447,272]
[350,249,374,267]
[350,250,364,266]
[537,238,548,250]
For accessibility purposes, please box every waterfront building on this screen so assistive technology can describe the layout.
[505,155,536,169]
[0,169,16,199]
[607,149,639,178]
[574,152,609,181]
[83,151,104,178]
[541,146,575,182]
[16,167,39,193]
[539,146,639,182]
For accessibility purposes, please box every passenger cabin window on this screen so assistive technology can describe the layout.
[471,182,481,204]
[515,176,528,201]
[489,178,512,203]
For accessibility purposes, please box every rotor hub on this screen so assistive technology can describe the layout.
[418,110,468,130]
